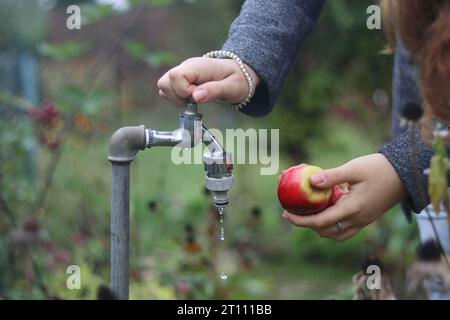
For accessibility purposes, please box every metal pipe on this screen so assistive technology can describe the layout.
[108,125,146,300]
[108,125,146,163]
[110,163,130,300]
[146,129,183,147]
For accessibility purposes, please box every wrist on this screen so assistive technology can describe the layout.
[243,63,261,88]
[203,50,257,110]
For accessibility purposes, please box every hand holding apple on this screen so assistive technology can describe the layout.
[280,154,407,242]
[277,164,347,215]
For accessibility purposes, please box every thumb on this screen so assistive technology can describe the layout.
[193,77,244,104]
[192,81,224,103]
[310,164,359,189]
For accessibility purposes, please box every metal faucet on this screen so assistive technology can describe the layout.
[202,125,233,207]
[145,99,234,207]
[108,99,233,299]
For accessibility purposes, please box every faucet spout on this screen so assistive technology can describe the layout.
[146,100,202,149]
[202,125,234,207]
[146,129,183,147]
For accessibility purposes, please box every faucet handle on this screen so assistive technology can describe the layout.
[178,99,202,148]
[185,98,198,115]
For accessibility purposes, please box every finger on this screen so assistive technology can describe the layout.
[314,220,354,238]
[157,73,186,107]
[193,75,246,104]
[334,227,359,242]
[162,91,187,107]
[314,226,358,242]
[168,58,235,100]
[281,196,360,229]
[180,57,236,84]
[157,72,170,92]
[309,162,362,189]
[166,80,191,107]
[168,66,197,100]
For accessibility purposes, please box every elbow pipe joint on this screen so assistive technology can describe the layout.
[108,125,147,164]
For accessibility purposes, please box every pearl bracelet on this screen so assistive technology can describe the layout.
[203,50,255,110]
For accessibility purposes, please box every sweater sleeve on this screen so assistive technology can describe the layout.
[379,129,435,213]
[222,0,326,117]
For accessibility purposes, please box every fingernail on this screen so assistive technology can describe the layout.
[282,212,287,218]
[193,89,207,102]
[311,173,325,185]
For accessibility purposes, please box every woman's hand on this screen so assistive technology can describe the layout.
[157,57,260,107]
[282,154,407,241]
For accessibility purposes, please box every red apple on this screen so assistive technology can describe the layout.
[329,183,349,206]
[277,164,348,215]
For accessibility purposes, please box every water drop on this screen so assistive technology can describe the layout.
[220,272,228,280]
[219,227,225,241]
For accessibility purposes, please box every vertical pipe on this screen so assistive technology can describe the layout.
[111,163,130,300]
[108,125,146,300]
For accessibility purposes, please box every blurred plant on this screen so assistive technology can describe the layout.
[428,125,450,214]
[406,114,450,267]
[0,0,46,49]
[28,100,63,150]
[0,1,149,299]
[183,223,201,254]
[38,41,88,62]
[123,39,177,68]
[79,3,118,25]
[129,0,175,7]
[352,256,396,300]
[406,240,450,298]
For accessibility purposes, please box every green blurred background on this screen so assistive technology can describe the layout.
[0,0,419,299]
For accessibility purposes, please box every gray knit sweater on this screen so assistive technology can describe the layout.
[222,0,435,212]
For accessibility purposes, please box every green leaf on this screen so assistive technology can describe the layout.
[429,155,448,214]
[128,0,175,7]
[38,41,87,61]
[57,86,114,115]
[122,40,147,59]
[81,89,114,115]
[429,129,450,214]
[57,85,85,112]
[123,40,177,67]
[79,3,116,25]
[144,51,177,67]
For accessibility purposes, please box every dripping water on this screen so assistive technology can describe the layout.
[217,206,227,281]
[218,206,225,241]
